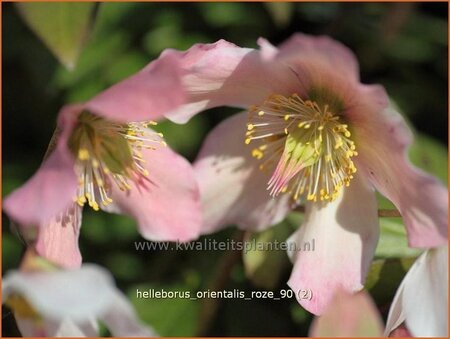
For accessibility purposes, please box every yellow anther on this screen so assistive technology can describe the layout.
[252,149,264,160]
[246,93,358,203]
[78,149,90,160]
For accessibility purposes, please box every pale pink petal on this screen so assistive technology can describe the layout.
[386,246,448,337]
[287,173,379,315]
[275,33,360,82]
[3,147,77,227]
[164,40,299,124]
[5,264,153,337]
[35,204,82,269]
[193,112,291,234]
[86,53,185,123]
[16,317,98,337]
[101,294,156,337]
[256,34,368,112]
[389,324,412,337]
[3,264,115,322]
[356,107,448,247]
[106,144,202,242]
[256,37,278,60]
[309,290,384,337]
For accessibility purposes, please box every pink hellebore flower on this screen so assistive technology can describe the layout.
[3,54,202,268]
[3,256,154,337]
[159,34,448,314]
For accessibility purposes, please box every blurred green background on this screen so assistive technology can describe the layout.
[2,2,448,337]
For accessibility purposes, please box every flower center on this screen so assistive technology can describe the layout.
[68,112,165,211]
[245,94,357,202]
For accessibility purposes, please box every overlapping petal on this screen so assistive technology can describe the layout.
[287,173,379,315]
[163,40,300,124]
[356,107,448,247]
[164,34,366,125]
[193,112,291,234]
[86,53,185,123]
[106,144,202,242]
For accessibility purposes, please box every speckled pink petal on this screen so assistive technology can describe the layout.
[287,173,379,315]
[86,53,185,123]
[35,204,82,269]
[193,112,291,234]
[106,142,202,242]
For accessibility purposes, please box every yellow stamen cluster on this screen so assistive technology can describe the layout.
[69,112,166,211]
[245,94,357,202]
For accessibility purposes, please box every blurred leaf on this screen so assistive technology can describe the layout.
[106,252,143,281]
[143,22,207,55]
[409,133,448,184]
[54,31,130,90]
[296,3,340,22]
[387,35,436,63]
[81,211,138,244]
[243,221,294,290]
[129,283,200,336]
[290,302,311,325]
[104,51,148,84]
[156,115,209,158]
[2,233,23,273]
[264,3,294,28]
[407,13,448,45]
[16,3,97,70]
[365,257,416,306]
[309,291,383,337]
[200,3,247,28]
[376,218,422,259]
